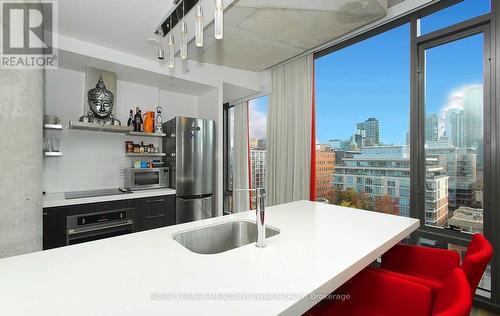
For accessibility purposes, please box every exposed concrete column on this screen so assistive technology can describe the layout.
[0,69,43,258]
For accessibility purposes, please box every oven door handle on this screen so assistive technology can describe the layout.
[146,199,166,203]
[146,214,165,220]
[68,220,134,235]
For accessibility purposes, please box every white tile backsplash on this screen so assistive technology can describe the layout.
[43,68,200,193]
[43,129,163,192]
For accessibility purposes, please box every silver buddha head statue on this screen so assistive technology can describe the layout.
[88,75,114,119]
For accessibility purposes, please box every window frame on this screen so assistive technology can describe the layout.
[223,102,233,215]
[414,17,491,242]
[313,0,500,311]
[223,95,270,214]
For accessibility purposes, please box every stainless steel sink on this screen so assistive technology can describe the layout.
[173,220,280,254]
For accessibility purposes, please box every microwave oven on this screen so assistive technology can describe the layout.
[124,167,169,191]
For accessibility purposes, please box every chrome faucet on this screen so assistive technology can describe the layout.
[235,188,266,248]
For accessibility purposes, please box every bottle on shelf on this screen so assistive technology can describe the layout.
[138,109,143,132]
[127,110,133,127]
[134,107,141,132]
[125,141,133,153]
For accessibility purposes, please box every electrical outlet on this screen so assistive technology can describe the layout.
[119,168,126,177]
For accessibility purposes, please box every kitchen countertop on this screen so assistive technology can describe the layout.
[0,200,419,316]
[43,188,176,208]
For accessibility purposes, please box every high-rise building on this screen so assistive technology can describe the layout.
[249,138,258,149]
[315,144,336,200]
[357,117,380,147]
[354,133,362,149]
[256,139,266,150]
[328,139,342,150]
[463,85,483,165]
[425,156,450,227]
[249,139,267,209]
[444,108,465,148]
[334,150,362,165]
[426,140,478,212]
[250,149,266,190]
[425,114,439,142]
[332,145,449,226]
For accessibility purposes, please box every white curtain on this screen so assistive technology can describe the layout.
[233,101,251,212]
[266,54,313,206]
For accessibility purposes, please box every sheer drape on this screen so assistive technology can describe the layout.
[266,54,314,206]
[233,101,251,211]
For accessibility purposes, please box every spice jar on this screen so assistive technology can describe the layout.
[125,141,133,153]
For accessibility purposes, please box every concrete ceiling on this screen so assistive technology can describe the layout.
[58,0,174,62]
[58,0,387,73]
[188,0,388,71]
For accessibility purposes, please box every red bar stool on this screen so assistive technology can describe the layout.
[305,267,471,316]
[380,234,493,299]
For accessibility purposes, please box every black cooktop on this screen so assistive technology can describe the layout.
[64,188,131,200]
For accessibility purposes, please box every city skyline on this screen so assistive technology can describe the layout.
[314,0,487,145]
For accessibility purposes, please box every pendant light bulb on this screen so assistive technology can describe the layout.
[180,21,188,60]
[180,1,188,60]
[214,0,223,40]
[195,2,204,47]
[168,33,175,68]
[158,48,165,60]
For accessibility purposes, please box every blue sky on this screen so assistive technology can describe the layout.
[249,95,268,140]
[314,0,490,145]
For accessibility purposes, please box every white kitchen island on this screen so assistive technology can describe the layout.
[0,200,419,316]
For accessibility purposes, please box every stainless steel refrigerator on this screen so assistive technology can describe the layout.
[162,117,216,224]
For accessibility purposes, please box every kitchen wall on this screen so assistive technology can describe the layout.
[56,34,269,215]
[43,68,200,193]
[0,69,43,258]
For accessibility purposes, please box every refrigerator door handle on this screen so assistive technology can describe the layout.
[175,195,215,224]
[178,194,213,201]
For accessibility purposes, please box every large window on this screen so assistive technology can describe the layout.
[416,2,491,296]
[421,33,485,231]
[224,96,268,213]
[419,0,490,35]
[314,0,496,305]
[315,23,411,217]
[248,96,268,209]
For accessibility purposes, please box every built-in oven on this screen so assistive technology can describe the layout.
[124,167,169,191]
[66,208,134,245]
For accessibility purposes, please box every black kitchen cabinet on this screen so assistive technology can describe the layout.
[43,195,175,250]
[134,195,175,231]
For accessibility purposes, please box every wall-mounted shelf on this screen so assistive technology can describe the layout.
[68,121,133,133]
[125,153,166,157]
[128,131,166,137]
[44,152,62,157]
[44,123,63,130]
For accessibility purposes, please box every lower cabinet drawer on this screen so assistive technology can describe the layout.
[135,195,175,231]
